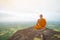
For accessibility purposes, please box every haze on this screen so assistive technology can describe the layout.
[0,0,60,22]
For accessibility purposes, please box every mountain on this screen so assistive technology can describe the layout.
[8,27,60,40]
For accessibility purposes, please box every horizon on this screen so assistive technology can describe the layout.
[0,0,60,22]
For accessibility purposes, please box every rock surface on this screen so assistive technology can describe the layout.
[8,27,60,40]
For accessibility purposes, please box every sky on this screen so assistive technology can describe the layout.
[0,0,60,22]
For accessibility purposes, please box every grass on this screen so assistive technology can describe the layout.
[0,22,60,40]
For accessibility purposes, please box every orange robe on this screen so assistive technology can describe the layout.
[34,18,46,30]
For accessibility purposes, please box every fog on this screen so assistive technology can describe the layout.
[0,0,60,22]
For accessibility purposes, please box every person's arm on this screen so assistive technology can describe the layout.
[36,19,40,26]
[44,19,46,26]
[42,19,46,27]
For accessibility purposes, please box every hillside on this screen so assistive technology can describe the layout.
[8,27,60,40]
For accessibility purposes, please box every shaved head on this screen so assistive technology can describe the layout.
[40,14,43,19]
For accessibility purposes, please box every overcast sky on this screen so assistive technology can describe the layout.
[0,0,60,22]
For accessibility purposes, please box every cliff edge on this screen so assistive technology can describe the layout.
[8,27,60,40]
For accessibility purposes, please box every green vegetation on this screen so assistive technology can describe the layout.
[0,22,60,40]
[0,22,35,40]
[33,37,41,40]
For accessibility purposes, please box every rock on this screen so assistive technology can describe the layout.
[8,27,60,40]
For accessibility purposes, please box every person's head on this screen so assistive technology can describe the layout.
[40,14,43,19]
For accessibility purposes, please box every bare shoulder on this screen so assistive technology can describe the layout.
[38,19,40,20]
[38,19,40,21]
[42,18,46,21]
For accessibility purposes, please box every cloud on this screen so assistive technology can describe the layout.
[0,0,60,13]
[0,13,10,17]
[0,0,60,22]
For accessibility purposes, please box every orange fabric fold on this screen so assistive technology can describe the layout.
[34,18,46,30]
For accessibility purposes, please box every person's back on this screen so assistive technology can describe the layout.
[34,14,46,30]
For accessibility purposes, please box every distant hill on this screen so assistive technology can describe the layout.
[8,27,60,40]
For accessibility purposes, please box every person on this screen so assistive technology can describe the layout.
[34,14,46,30]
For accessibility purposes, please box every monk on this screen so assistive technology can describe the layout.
[34,14,46,30]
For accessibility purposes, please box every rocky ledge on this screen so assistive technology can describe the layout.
[8,27,60,40]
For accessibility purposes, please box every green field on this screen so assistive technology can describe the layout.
[0,22,60,40]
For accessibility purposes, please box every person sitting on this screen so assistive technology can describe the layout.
[34,14,46,30]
